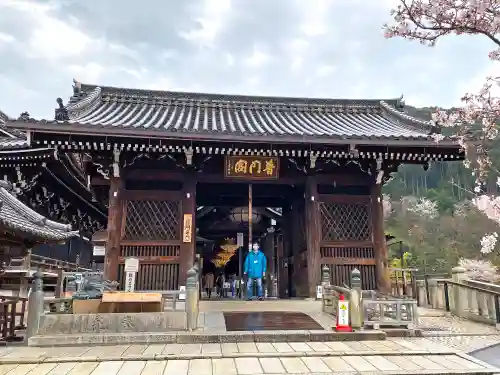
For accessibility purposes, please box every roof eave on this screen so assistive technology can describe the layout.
[7,119,462,148]
[0,220,80,243]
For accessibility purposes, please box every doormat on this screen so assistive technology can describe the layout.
[223,311,324,331]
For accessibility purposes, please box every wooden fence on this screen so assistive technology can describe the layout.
[0,296,26,343]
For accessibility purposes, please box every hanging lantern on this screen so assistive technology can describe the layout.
[229,207,261,224]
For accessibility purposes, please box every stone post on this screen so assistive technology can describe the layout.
[416,280,428,307]
[427,279,439,309]
[26,271,44,340]
[322,286,335,314]
[186,267,199,331]
[478,292,489,317]
[468,288,478,315]
[436,282,445,309]
[451,266,466,318]
[349,268,363,330]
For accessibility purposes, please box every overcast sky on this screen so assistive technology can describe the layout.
[0,0,497,119]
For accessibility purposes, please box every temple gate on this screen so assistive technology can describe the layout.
[6,81,464,296]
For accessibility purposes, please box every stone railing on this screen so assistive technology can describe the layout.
[320,266,418,330]
[415,266,500,329]
[25,265,201,341]
[363,297,418,329]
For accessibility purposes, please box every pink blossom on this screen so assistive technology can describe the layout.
[480,233,498,254]
[459,258,500,282]
[473,195,500,225]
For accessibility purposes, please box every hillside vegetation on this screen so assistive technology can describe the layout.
[382,106,500,277]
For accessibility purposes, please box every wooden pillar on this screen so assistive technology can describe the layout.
[290,198,308,297]
[305,176,321,298]
[262,232,276,293]
[276,234,285,298]
[104,177,123,282]
[179,177,196,286]
[371,183,390,294]
[280,205,291,298]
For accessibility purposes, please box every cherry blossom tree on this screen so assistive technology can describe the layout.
[459,258,500,282]
[384,0,500,254]
[407,196,440,218]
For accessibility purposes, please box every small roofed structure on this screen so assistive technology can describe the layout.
[0,180,80,292]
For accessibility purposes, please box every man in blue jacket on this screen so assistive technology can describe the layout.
[244,242,267,300]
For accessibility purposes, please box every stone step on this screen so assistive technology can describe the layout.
[0,353,496,375]
[28,330,386,346]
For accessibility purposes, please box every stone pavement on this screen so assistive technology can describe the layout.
[9,300,500,373]
[0,339,497,374]
[0,353,495,375]
[416,308,500,352]
[196,301,500,354]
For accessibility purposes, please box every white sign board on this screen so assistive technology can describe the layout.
[93,246,105,256]
[179,285,186,300]
[124,257,139,273]
[316,285,323,299]
[124,271,136,292]
[237,232,244,247]
[337,299,350,326]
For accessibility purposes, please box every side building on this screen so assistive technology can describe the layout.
[5,81,464,297]
[0,109,107,269]
[0,179,80,294]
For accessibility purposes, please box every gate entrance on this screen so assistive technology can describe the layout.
[196,181,294,299]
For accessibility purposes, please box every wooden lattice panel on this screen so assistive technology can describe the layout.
[320,202,371,241]
[320,246,374,259]
[120,244,180,258]
[124,200,180,240]
[322,263,376,290]
[118,263,179,291]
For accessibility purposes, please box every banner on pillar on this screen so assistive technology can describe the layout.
[183,214,193,243]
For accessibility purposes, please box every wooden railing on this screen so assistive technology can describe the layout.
[389,267,418,297]
[0,296,27,342]
[7,253,91,273]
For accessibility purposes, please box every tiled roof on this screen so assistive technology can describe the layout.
[55,83,436,142]
[0,110,28,150]
[0,180,79,242]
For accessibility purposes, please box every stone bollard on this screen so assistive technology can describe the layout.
[427,279,439,309]
[186,267,199,331]
[349,268,363,330]
[26,271,44,340]
[321,265,330,286]
[452,266,466,318]
[321,285,335,314]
